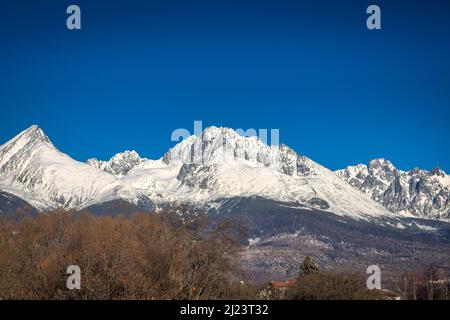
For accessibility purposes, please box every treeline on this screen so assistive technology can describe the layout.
[288,257,449,300]
[393,268,450,300]
[0,211,255,300]
[264,257,449,300]
[263,257,383,300]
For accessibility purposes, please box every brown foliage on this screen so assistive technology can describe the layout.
[286,271,382,300]
[0,212,242,300]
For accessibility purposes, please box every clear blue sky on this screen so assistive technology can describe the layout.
[0,0,449,171]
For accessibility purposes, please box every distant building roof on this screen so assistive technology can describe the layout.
[269,279,297,289]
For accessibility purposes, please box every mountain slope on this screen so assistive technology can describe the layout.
[212,197,450,281]
[0,126,144,210]
[336,159,450,220]
[0,191,38,218]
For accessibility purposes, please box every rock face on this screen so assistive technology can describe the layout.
[336,159,450,220]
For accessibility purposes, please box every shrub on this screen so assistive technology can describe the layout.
[0,211,242,300]
[287,271,382,300]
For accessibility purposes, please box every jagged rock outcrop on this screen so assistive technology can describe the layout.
[88,150,146,178]
[336,159,450,220]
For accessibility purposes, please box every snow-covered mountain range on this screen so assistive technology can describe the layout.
[336,159,450,221]
[0,125,448,221]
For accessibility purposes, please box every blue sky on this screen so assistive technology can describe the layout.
[0,0,449,171]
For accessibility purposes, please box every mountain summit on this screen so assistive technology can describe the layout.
[0,125,143,210]
[88,150,147,178]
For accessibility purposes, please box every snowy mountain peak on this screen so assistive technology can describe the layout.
[0,125,54,169]
[201,126,237,137]
[20,125,52,144]
[0,126,146,210]
[87,150,147,178]
[162,126,283,169]
[161,126,329,180]
[2,124,51,147]
[368,158,396,172]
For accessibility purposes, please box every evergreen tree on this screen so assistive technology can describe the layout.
[299,256,319,276]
